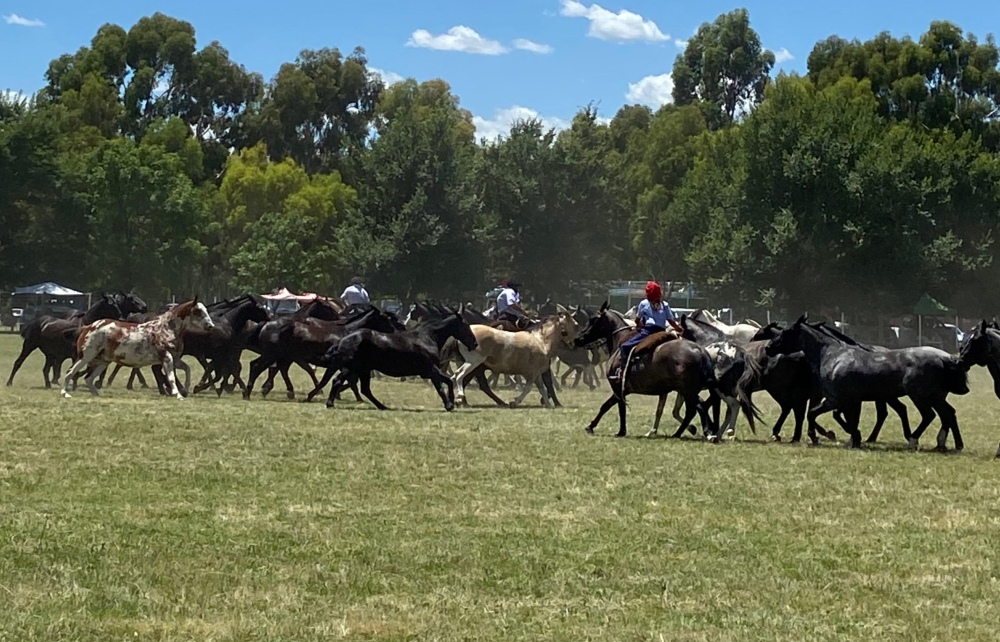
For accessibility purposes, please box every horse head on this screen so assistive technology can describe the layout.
[959,320,993,367]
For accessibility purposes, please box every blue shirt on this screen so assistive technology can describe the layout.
[636,299,675,329]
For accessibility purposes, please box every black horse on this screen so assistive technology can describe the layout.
[765,315,969,450]
[6,292,148,388]
[243,306,401,400]
[958,320,1000,457]
[319,310,478,411]
[185,294,274,395]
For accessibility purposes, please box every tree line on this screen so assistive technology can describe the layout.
[2,10,999,316]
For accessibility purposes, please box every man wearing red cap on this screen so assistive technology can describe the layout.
[609,280,682,381]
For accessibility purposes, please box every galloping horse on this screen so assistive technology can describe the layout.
[7,293,148,388]
[452,313,578,408]
[61,299,215,399]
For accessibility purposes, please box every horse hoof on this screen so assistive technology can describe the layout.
[286,392,295,400]
[934,445,949,453]
[771,435,782,443]
[708,435,720,444]
[585,426,595,435]
[445,403,455,412]
[907,439,919,451]
[508,401,518,409]
[614,432,627,438]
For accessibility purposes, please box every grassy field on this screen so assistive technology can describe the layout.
[2,332,1000,641]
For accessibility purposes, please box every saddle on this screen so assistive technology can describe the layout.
[631,330,679,357]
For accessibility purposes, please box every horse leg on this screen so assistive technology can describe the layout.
[428,367,456,411]
[6,338,39,387]
[358,371,389,410]
[887,398,911,441]
[453,355,486,406]
[615,396,628,437]
[586,394,620,434]
[304,366,341,402]
[841,401,863,449]
[242,356,272,400]
[535,375,553,409]
[279,362,297,400]
[470,367,507,408]
[541,370,561,408]
[672,393,701,439]
[261,366,277,397]
[932,398,960,452]
[105,363,123,388]
[865,401,890,443]
[510,375,535,408]
[906,401,938,451]
[84,362,108,397]
[643,394,669,438]
[671,394,685,422]
[806,398,839,444]
[59,355,91,399]
[159,353,184,399]
[770,403,791,442]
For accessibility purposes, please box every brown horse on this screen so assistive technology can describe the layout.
[574,302,719,438]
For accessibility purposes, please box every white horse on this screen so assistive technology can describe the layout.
[690,309,762,343]
[61,299,215,399]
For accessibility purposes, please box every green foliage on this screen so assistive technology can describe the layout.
[222,143,365,294]
[672,9,775,129]
[4,10,1000,316]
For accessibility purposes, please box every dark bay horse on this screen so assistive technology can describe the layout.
[574,302,717,438]
[243,306,401,400]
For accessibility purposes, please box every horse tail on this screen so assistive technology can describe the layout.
[942,357,970,396]
[735,351,763,433]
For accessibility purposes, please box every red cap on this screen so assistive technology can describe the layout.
[645,281,662,303]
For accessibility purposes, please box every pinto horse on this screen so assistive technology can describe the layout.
[61,299,215,399]
[7,293,148,388]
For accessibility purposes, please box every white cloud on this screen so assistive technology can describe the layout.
[774,47,794,64]
[625,73,674,108]
[513,38,553,54]
[674,38,688,49]
[406,26,507,55]
[473,106,571,142]
[4,13,44,27]
[560,0,667,43]
[369,67,404,86]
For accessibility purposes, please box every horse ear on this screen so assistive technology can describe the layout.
[980,319,988,334]
[193,295,199,304]
[600,300,609,312]
[795,314,808,325]
[459,302,465,314]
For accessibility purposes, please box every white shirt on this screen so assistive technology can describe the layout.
[496,287,520,314]
[340,285,370,306]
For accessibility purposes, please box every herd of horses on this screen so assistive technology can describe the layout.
[7,291,1000,457]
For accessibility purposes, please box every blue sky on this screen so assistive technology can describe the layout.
[2,1,997,138]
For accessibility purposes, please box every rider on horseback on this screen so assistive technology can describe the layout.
[608,281,682,381]
[496,278,528,325]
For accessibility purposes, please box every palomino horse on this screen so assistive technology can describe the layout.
[452,312,578,408]
[60,299,215,399]
[691,309,762,343]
